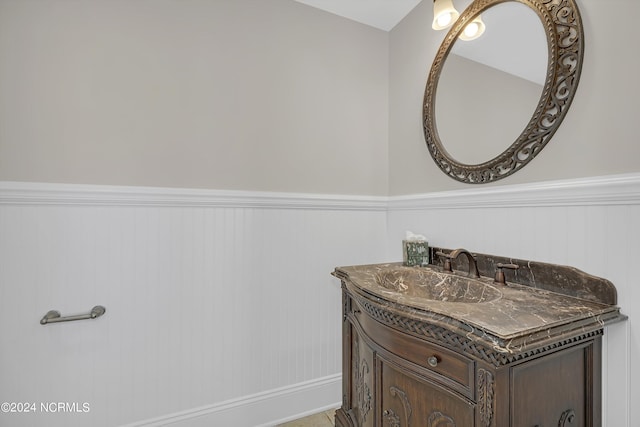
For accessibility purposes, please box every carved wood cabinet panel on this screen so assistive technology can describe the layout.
[511,341,598,426]
[350,327,374,427]
[380,358,474,427]
[335,288,602,427]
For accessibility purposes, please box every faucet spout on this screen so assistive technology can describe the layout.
[449,248,480,278]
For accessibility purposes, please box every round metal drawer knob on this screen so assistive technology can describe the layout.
[427,356,439,368]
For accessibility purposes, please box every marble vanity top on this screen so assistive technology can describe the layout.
[333,259,626,354]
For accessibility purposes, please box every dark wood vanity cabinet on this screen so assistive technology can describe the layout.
[336,290,603,427]
[379,358,475,427]
[345,324,375,427]
[510,340,600,427]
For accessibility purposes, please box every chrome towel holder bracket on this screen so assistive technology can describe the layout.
[40,305,106,325]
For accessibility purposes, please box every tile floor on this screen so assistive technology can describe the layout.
[276,408,336,426]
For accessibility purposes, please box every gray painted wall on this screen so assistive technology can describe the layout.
[2,0,638,196]
[435,53,542,165]
[389,0,640,194]
[0,0,389,195]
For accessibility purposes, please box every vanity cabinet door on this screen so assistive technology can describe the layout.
[380,357,475,427]
[510,340,600,427]
[349,324,375,427]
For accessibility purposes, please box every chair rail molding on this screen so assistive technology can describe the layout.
[0,181,388,211]
[3,173,640,210]
[388,173,640,210]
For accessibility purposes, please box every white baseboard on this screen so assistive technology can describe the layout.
[121,374,341,427]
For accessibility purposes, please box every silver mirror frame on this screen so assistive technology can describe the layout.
[423,0,584,184]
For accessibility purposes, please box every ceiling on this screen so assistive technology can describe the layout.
[293,0,547,85]
[293,0,422,31]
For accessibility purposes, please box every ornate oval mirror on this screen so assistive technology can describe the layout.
[423,0,584,184]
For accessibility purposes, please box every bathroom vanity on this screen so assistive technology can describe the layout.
[332,248,625,427]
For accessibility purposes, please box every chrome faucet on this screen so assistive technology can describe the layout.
[448,248,480,278]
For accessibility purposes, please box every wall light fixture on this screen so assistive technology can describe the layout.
[431,0,460,30]
[432,0,486,41]
[458,15,486,41]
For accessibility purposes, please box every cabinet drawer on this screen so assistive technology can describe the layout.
[380,358,475,427]
[353,303,475,398]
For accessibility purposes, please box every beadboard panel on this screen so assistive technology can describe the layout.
[387,179,639,427]
[1,175,638,426]
[0,184,388,427]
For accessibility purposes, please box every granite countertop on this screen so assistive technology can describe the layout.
[333,262,625,354]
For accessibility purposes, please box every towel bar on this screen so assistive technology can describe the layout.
[40,305,106,325]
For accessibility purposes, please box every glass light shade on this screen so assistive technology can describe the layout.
[459,15,486,41]
[432,0,460,30]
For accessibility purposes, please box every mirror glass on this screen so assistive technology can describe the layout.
[436,2,547,165]
[423,0,584,184]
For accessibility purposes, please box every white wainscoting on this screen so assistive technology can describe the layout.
[0,182,389,427]
[387,173,640,427]
[1,174,638,426]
